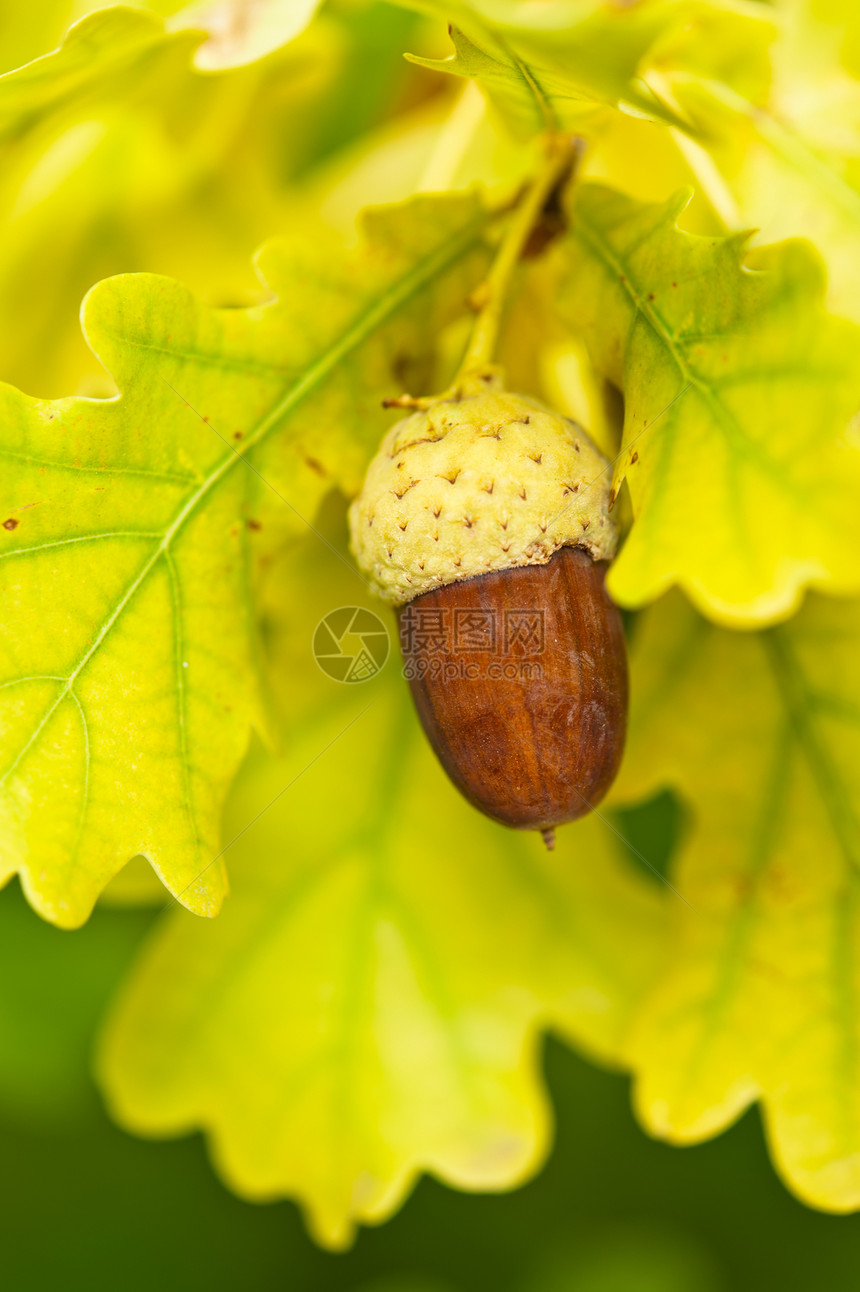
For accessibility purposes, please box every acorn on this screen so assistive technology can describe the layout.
[348,369,627,847]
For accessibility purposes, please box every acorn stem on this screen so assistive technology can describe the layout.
[455,135,584,380]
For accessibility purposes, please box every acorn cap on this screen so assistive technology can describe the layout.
[349,371,617,606]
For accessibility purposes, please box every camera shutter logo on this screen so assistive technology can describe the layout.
[313,606,390,683]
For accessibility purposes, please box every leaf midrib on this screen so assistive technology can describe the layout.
[572,206,814,496]
[672,717,792,1108]
[443,17,560,133]
[765,629,860,874]
[765,628,860,1133]
[0,213,487,807]
[506,47,558,132]
[665,630,860,1116]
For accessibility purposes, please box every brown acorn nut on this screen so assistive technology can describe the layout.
[348,372,627,844]
[399,548,627,836]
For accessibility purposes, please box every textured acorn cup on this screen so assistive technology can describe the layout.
[348,372,628,838]
[399,547,628,832]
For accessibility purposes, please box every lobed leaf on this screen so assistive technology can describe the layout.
[403,0,775,139]
[559,184,860,625]
[0,194,489,926]
[615,590,860,1213]
[97,598,666,1249]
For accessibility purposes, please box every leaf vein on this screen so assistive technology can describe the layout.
[0,444,195,483]
[0,211,485,891]
[574,212,801,490]
[0,531,163,562]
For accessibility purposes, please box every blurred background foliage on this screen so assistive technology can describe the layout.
[7,845,860,1292]
[5,0,860,1284]
[0,0,788,400]
[0,0,434,396]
